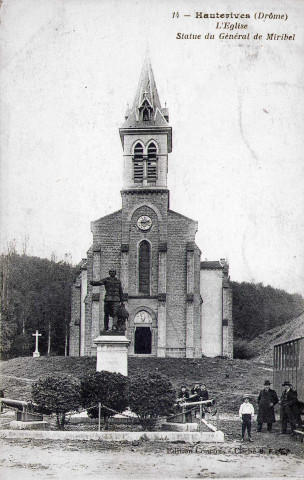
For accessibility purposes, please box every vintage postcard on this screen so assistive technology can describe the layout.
[1,0,303,478]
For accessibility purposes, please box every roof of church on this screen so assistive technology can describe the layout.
[78,258,87,270]
[200,260,228,270]
[91,209,122,225]
[121,52,170,129]
[168,209,198,224]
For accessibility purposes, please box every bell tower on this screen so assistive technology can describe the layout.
[119,53,172,356]
[119,53,172,192]
[69,51,232,360]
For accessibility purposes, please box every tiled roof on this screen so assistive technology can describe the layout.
[91,209,122,225]
[121,108,168,129]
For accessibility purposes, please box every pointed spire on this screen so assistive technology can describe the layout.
[131,50,162,112]
[121,49,170,129]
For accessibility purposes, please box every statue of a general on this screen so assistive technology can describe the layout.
[90,269,124,331]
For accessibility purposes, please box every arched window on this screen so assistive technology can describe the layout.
[139,241,150,294]
[133,143,143,183]
[147,142,157,183]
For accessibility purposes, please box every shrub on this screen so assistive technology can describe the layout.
[80,371,129,430]
[31,375,81,430]
[129,372,176,430]
[233,339,256,359]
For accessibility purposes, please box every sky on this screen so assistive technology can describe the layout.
[1,0,304,295]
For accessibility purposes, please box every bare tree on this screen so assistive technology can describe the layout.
[21,234,30,256]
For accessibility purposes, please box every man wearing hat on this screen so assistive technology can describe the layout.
[257,380,278,433]
[177,385,190,403]
[176,385,192,423]
[190,382,202,402]
[280,381,301,435]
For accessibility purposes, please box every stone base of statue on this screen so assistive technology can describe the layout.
[94,331,130,376]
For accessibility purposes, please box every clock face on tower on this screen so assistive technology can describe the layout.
[137,215,152,231]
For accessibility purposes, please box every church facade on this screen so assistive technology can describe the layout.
[69,55,233,359]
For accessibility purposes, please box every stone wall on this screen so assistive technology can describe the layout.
[69,279,81,356]
[200,269,223,357]
[81,210,123,355]
[200,263,233,359]
[166,210,201,358]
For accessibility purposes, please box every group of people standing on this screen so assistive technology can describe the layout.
[239,379,303,442]
[177,382,209,402]
[175,378,302,441]
[176,382,211,423]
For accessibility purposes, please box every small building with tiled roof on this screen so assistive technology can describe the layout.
[69,52,233,359]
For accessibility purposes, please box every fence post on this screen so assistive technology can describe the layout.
[98,402,101,432]
[216,409,219,430]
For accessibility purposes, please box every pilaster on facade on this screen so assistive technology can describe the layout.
[186,243,195,358]
[157,235,167,357]
[222,267,233,358]
[69,280,81,356]
[92,244,101,343]
[120,243,129,293]
[120,244,129,331]
[72,283,81,326]
[157,301,166,357]
[227,286,233,358]
[80,266,87,356]
[158,245,167,293]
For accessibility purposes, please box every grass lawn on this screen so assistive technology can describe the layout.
[1,356,274,413]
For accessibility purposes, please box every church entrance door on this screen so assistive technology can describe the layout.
[134,327,152,354]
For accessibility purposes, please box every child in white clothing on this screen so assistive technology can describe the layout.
[239,394,254,442]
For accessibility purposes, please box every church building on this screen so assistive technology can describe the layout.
[69,55,233,359]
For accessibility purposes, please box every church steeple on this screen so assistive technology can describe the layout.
[131,53,162,116]
[120,53,172,191]
[120,53,172,148]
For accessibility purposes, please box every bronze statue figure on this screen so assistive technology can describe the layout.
[90,269,127,332]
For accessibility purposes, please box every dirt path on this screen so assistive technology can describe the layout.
[1,374,34,383]
[0,438,303,479]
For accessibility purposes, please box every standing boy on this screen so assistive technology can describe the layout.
[239,394,254,442]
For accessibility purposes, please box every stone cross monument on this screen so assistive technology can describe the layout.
[32,330,42,357]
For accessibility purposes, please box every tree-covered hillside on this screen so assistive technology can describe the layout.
[1,251,76,358]
[1,250,303,359]
[231,281,304,341]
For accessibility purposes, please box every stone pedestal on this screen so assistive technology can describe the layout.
[94,332,130,376]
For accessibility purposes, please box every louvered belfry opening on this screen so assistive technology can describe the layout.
[133,143,144,182]
[147,143,157,183]
[143,108,150,121]
[139,240,150,294]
